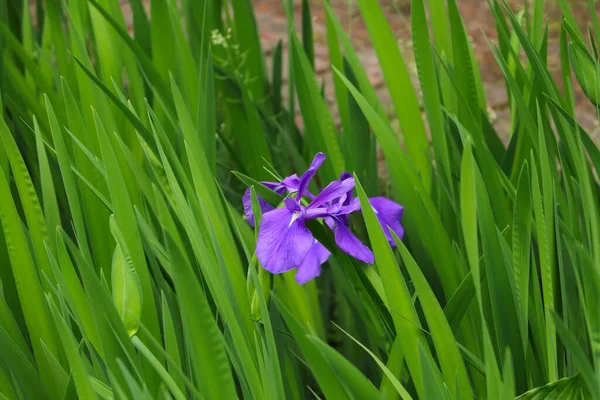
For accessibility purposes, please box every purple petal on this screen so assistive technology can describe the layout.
[309,177,355,209]
[331,197,361,227]
[337,197,361,215]
[325,217,336,230]
[337,214,350,228]
[243,187,275,227]
[254,181,283,192]
[295,240,331,284]
[370,197,405,245]
[304,207,332,220]
[281,174,300,192]
[340,172,353,181]
[284,173,315,200]
[284,197,302,212]
[339,172,355,204]
[296,153,326,200]
[256,208,314,274]
[334,222,374,264]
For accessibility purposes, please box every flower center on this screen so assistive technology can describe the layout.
[289,211,301,227]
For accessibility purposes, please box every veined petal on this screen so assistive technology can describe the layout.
[334,222,374,264]
[369,197,405,245]
[256,208,314,274]
[309,177,355,209]
[296,153,326,200]
[295,240,331,284]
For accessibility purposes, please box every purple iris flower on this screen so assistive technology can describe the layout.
[242,153,405,284]
[255,154,376,283]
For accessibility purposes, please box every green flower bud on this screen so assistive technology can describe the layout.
[569,42,600,107]
[251,264,272,320]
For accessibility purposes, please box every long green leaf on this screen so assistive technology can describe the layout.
[356,0,431,191]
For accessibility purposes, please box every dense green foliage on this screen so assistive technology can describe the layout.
[0,0,599,398]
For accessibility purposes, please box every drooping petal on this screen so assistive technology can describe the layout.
[333,221,374,264]
[369,197,405,245]
[296,153,326,200]
[295,240,331,284]
[243,185,279,227]
[309,177,355,209]
[256,208,314,274]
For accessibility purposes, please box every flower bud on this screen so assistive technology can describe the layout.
[569,42,600,107]
[251,265,272,320]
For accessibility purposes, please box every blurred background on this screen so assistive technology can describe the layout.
[11,0,600,140]
[251,0,599,140]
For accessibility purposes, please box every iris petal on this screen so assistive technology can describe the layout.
[295,241,331,284]
[340,171,353,181]
[256,208,314,274]
[310,177,355,209]
[338,197,361,215]
[242,183,280,227]
[334,222,374,264]
[296,153,326,200]
[281,174,300,192]
[369,197,405,245]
